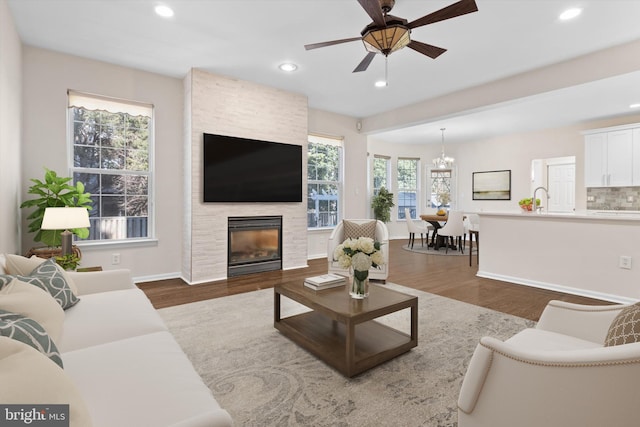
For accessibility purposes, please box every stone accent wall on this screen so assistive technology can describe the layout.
[587,186,640,211]
[183,69,308,283]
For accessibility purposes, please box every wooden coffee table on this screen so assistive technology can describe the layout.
[274,281,418,377]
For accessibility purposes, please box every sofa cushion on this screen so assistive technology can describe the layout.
[5,253,46,275]
[0,278,64,342]
[59,288,168,353]
[0,336,93,427]
[605,302,640,347]
[343,220,377,240]
[4,254,79,295]
[0,309,63,368]
[0,258,79,309]
[62,331,232,427]
[506,328,602,352]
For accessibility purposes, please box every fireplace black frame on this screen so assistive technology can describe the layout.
[227,216,282,277]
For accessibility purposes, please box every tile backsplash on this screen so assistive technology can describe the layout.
[587,187,640,211]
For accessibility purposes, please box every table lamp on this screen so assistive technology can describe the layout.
[41,207,90,256]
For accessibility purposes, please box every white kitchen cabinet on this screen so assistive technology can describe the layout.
[633,128,640,185]
[584,128,633,187]
[584,133,607,187]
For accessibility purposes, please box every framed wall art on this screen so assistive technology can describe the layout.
[472,170,511,200]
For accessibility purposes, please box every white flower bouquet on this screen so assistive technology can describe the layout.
[333,237,385,298]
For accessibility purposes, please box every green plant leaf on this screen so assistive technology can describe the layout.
[21,168,93,245]
[72,228,90,239]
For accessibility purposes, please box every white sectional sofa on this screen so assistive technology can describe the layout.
[0,256,232,427]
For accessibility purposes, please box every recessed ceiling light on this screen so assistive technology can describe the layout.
[559,8,582,21]
[374,80,387,88]
[279,63,298,72]
[630,103,640,109]
[155,5,174,18]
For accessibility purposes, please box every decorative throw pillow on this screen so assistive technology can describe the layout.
[5,253,46,275]
[343,220,377,240]
[0,278,65,342]
[4,254,79,295]
[604,302,640,346]
[0,258,80,309]
[0,337,93,427]
[0,309,63,368]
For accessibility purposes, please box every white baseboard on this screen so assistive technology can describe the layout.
[477,270,637,304]
[283,263,309,270]
[133,271,182,284]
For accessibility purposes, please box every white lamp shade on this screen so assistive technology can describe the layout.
[41,207,90,230]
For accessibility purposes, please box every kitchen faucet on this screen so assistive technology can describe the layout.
[532,186,550,213]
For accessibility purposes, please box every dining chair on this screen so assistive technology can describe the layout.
[465,213,480,266]
[404,208,432,248]
[437,210,465,254]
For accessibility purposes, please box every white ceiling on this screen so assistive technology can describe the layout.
[7,0,640,144]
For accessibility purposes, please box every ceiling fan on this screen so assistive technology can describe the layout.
[304,0,479,73]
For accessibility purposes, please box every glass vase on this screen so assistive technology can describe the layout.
[350,269,369,299]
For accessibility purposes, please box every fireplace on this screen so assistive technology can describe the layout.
[228,216,282,277]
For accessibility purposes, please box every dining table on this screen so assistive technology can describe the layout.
[419,214,450,249]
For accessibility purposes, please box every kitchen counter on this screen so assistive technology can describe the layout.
[476,211,640,303]
[479,210,640,220]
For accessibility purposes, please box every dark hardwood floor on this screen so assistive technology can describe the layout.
[138,239,610,321]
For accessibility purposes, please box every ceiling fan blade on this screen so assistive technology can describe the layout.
[304,37,362,51]
[357,0,386,27]
[407,40,447,59]
[408,0,478,29]
[353,52,376,73]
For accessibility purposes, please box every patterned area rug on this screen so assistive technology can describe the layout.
[158,284,533,427]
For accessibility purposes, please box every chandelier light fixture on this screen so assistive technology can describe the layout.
[433,128,454,169]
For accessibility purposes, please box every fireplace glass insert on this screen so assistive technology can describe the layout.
[228,216,282,277]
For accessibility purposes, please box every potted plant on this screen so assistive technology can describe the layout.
[20,168,92,250]
[371,186,395,223]
[55,253,81,271]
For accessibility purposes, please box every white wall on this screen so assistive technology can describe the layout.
[20,47,184,280]
[0,0,22,254]
[307,109,368,259]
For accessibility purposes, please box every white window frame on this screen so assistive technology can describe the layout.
[372,154,391,196]
[397,157,419,220]
[427,166,457,210]
[307,134,343,230]
[67,90,155,246]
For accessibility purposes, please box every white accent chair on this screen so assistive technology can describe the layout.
[327,219,389,282]
[404,208,432,248]
[458,300,640,427]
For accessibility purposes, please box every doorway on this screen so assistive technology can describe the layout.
[531,156,575,213]
[548,163,575,212]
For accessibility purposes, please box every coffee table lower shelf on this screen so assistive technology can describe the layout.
[275,310,415,377]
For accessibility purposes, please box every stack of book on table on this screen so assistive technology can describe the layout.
[304,273,346,291]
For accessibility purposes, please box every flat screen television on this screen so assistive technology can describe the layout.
[203,133,303,202]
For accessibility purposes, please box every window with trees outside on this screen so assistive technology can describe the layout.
[68,91,153,242]
[307,134,342,229]
[429,169,452,208]
[397,158,418,220]
[372,155,390,196]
